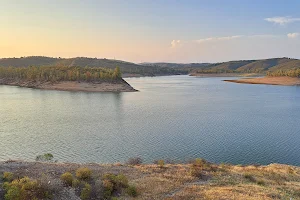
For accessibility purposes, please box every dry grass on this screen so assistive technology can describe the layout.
[1,161,300,199]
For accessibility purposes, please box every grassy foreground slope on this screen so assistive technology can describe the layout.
[1,160,300,200]
[0,56,184,77]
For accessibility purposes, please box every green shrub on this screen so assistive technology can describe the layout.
[35,153,54,162]
[103,173,129,189]
[103,179,114,199]
[115,174,129,188]
[3,176,49,200]
[126,185,138,197]
[102,173,131,198]
[4,185,21,200]
[60,172,73,186]
[80,183,92,200]
[72,179,81,188]
[3,172,14,182]
[76,168,92,180]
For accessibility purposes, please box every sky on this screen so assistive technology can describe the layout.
[1,0,300,63]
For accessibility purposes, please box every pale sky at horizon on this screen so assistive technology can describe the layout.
[1,0,300,63]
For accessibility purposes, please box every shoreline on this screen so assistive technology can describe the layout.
[0,79,137,92]
[224,76,300,86]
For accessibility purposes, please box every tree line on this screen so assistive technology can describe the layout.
[193,69,236,74]
[0,66,122,82]
[267,68,300,77]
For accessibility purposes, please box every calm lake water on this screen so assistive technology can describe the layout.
[1,75,300,165]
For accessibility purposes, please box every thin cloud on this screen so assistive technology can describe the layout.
[195,35,278,44]
[196,35,242,43]
[248,34,279,38]
[265,16,300,25]
[171,40,181,48]
[287,33,299,38]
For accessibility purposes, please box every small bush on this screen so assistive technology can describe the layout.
[288,167,294,174]
[76,167,92,180]
[126,185,138,197]
[126,157,143,165]
[257,179,265,186]
[4,185,21,200]
[190,165,203,178]
[103,179,114,199]
[103,173,129,189]
[114,174,129,188]
[3,172,14,182]
[60,172,73,186]
[80,183,92,200]
[244,173,256,182]
[157,160,165,168]
[102,173,133,198]
[35,153,54,162]
[72,179,81,188]
[3,176,50,200]
[189,158,212,178]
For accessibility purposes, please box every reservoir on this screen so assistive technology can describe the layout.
[1,75,300,165]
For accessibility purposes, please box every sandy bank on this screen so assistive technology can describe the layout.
[0,79,137,92]
[190,73,262,77]
[224,76,300,86]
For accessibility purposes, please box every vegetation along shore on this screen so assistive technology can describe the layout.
[1,156,300,200]
[224,68,300,86]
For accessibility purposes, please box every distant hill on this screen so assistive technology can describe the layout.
[141,62,210,68]
[208,60,255,71]
[1,56,299,76]
[268,59,300,72]
[0,56,185,76]
[141,62,211,72]
[191,57,299,74]
[236,58,294,73]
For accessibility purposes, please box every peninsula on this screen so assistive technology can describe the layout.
[224,76,300,86]
[0,66,137,92]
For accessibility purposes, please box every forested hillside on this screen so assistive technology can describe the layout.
[0,57,184,76]
[190,57,300,76]
[2,57,300,77]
